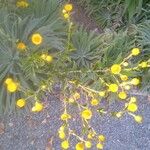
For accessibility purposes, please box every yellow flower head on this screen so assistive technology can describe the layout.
[61,140,69,149]
[130,97,137,103]
[76,142,84,150]
[64,13,70,19]
[32,101,43,112]
[73,92,80,100]
[61,113,71,121]
[17,42,26,51]
[99,91,105,97]
[90,99,99,106]
[64,3,73,12]
[131,78,140,85]
[45,55,53,63]
[16,0,29,8]
[41,54,47,60]
[120,75,128,81]
[98,134,106,142]
[127,103,138,112]
[116,111,123,118]
[131,48,140,56]
[96,143,103,149]
[124,85,131,90]
[134,115,143,123]
[111,64,121,74]
[7,81,18,93]
[16,98,26,108]
[5,78,13,85]
[58,131,66,139]
[118,91,127,100]
[81,109,92,120]
[85,141,92,149]
[108,84,118,92]
[139,61,148,68]
[31,33,43,45]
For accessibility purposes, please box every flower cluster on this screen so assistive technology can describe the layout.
[62,4,73,19]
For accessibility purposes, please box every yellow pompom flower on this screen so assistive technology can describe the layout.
[87,132,95,139]
[64,3,73,12]
[75,142,84,150]
[61,140,69,149]
[58,131,66,139]
[98,135,106,142]
[118,91,127,100]
[99,91,105,97]
[91,99,99,106]
[41,54,47,60]
[116,112,123,118]
[31,33,43,45]
[108,84,118,93]
[73,92,80,100]
[16,0,29,8]
[85,141,92,149]
[127,103,138,112]
[139,61,148,68]
[131,48,140,56]
[134,115,143,123]
[131,78,140,85]
[32,102,43,112]
[120,75,128,81]
[64,13,70,19]
[62,9,67,14]
[96,143,103,149]
[7,82,18,93]
[45,55,53,63]
[111,64,121,74]
[130,97,137,103]
[81,109,92,120]
[16,98,26,108]
[5,78,13,85]
[17,42,26,51]
[61,113,71,121]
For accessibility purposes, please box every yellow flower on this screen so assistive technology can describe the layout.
[31,33,43,45]
[61,113,71,121]
[41,54,47,60]
[96,143,103,149]
[68,97,75,103]
[116,112,123,118]
[99,91,105,97]
[76,142,84,150]
[64,13,70,19]
[81,109,92,120]
[87,132,95,139]
[85,141,92,149]
[131,78,140,85]
[90,99,99,106]
[16,98,26,108]
[61,140,69,149]
[120,75,128,81]
[124,85,131,90]
[7,82,18,93]
[139,61,148,68]
[64,4,73,12]
[16,0,29,8]
[5,78,13,85]
[73,92,80,100]
[45,55,53,63]
[130,97,137,103]
[118,92,127,100]
[98,135,106,142]
[62,9,67,14]
[131,48,140,56]
[32,102,43,112]
[127,103,138,112]
[111,64,121,74]
[58,131,66,139]
[123,62,129,67]
[17,42,26,50]
[134,115,143,123]
[108,84,118,92]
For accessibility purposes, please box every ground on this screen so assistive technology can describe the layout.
[0,93,150,150]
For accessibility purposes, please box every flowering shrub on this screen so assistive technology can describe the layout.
[0,0,150,149]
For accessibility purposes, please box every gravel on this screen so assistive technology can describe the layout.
[0,94,150,150]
